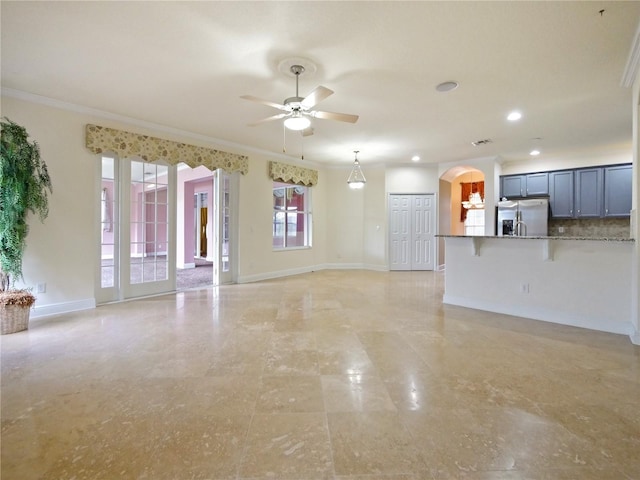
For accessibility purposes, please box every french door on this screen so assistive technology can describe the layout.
[97,155,176,303]
[213,169,237,285]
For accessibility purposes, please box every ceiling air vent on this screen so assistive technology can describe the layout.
[471,139,493,146]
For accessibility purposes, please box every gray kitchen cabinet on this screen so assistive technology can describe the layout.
[503,164,630,220]
[501,175,525,198]
[604,164,632,217]
[525,172,549,196]
[549,170,574,218]
[575,168,603,218]
[500,173,548,198]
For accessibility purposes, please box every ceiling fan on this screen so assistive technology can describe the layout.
[241,65,359,135]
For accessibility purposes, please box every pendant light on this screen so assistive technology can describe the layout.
[462,170,484,209]
[347,150,366,189]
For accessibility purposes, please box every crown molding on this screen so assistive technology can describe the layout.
[1,87,321,167]
[622,21,640,88]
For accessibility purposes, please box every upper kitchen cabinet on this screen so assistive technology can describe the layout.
[504,163,631,220]
[500,173,548,198]
[525,172,549,196]
[501,175,525,198]
[549,170,574,218]
[575,168,603,218]
[604,164,632,217]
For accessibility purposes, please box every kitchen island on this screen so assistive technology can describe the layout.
[439,235,636,340]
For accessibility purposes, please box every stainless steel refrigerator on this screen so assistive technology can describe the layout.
[497,198,549,236]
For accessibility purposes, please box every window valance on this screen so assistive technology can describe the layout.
[85,124,249,175]
[268,161,318,186]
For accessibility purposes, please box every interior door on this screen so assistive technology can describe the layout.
[389,193,436,271]
[96,155,119,304]
[213,169,237,285]
[97,157,176,303]
[411,194,435,270]
[122,159,176,298]
[389,195,411,270]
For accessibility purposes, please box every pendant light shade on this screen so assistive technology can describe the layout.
[284,110,311,131]
[347,150,366,189]
[462,170,485,209]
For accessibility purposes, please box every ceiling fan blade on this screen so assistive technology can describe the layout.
[301,127,314,137]
[240,95,288,111]
[301,86,333,109]
[248,113,289,126]
[311,110,359,123]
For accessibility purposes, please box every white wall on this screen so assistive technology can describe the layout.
[630,63,640,344]
[386,165,439,193]
[2,96,98,314]
[324,167,365,267]
[363,166,387,269]
[443,237,634,336]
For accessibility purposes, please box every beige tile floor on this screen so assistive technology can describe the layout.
[1,270,639,479]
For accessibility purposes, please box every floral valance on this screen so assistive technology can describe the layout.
[268,161,318,186]
[85,124,248,175]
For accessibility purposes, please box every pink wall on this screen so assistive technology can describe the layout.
[177,166,214,267]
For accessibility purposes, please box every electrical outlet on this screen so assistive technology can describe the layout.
[558,226,565,233]
[36,282,46,294]
[520,283,529,294]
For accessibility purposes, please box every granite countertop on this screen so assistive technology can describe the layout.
[437,234,635,242]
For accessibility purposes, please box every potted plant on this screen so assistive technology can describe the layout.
[0,118,52,334]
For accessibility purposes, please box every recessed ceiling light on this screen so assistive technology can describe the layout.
[412,155,420,162]
[530,149,541,156]
[436,81,459,92]
[507,111,522,121]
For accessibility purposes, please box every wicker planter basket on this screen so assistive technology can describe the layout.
[1,304,31,334]
[0,291,35,334]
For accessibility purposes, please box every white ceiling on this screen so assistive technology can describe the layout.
[2,1,639,169]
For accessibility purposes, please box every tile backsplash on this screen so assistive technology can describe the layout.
[548,218,630,238]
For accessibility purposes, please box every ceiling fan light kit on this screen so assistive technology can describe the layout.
[283,111,310,131]
[241,63,358,137]
[347,150,366,189]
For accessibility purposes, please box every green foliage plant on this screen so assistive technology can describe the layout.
[0,118,52,293]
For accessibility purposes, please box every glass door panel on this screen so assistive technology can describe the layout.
[125,160,175,297]
[97,155,119,303]
[214,170,236,285]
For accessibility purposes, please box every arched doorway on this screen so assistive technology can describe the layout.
[438,166,486,269]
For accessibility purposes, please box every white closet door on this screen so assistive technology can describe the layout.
[411,194,435,270]
[389,194,435,271]
[389,195,411,270]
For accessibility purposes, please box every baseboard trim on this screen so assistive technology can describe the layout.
[238,265,320,284]
[30,298,96,320]
[443,294,633,337]
[237,263,390,284]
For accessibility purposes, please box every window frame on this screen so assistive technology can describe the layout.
[272,182,312,250]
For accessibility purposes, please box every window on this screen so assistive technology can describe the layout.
[464,209,485,236]
[273,183,311,248]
